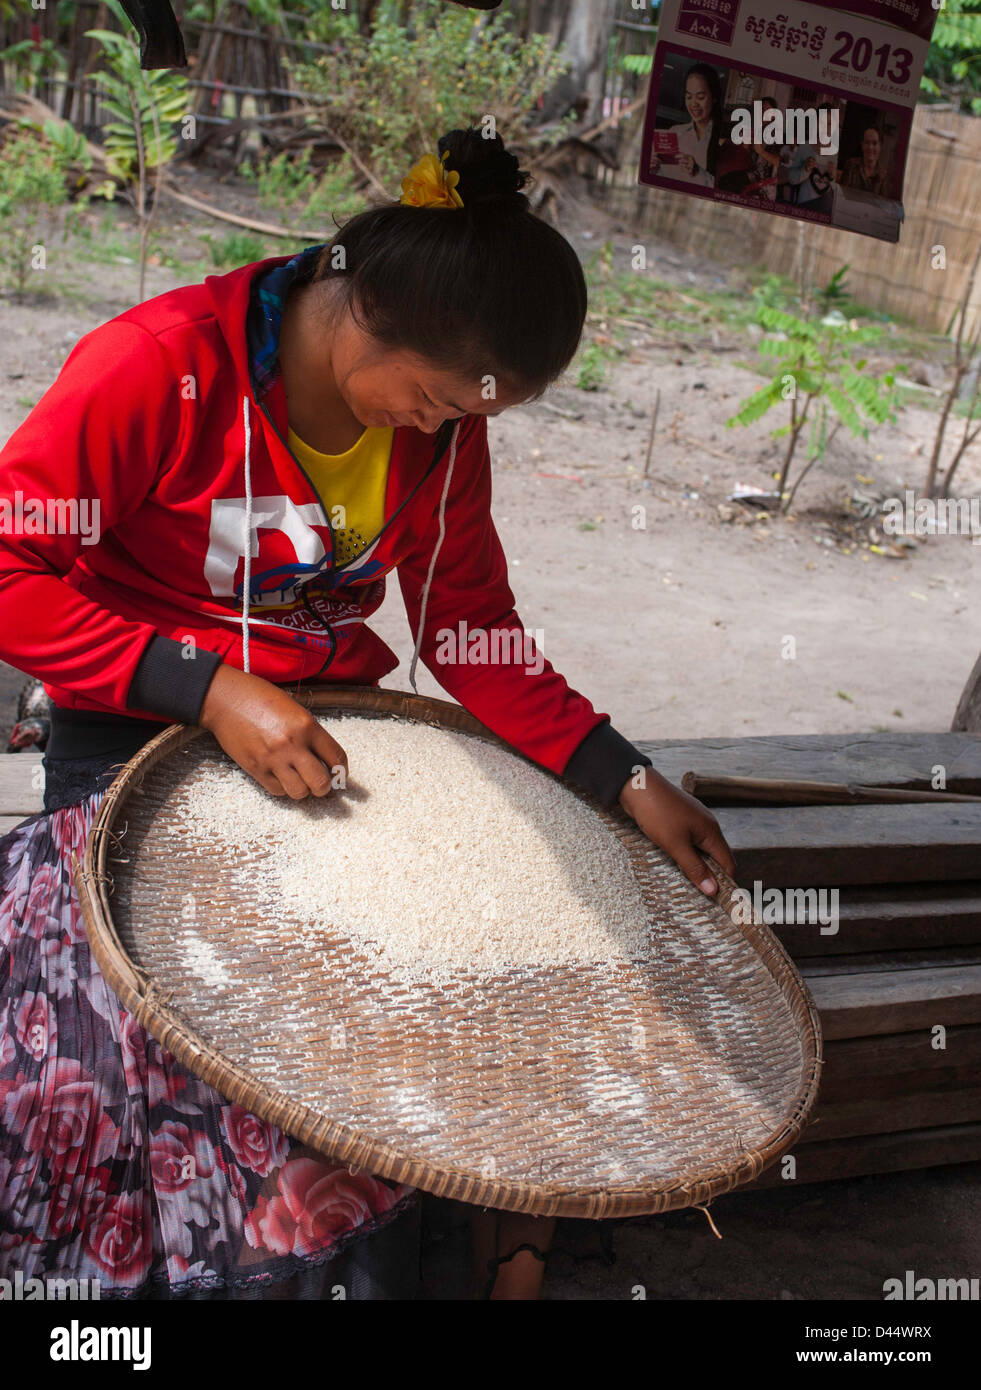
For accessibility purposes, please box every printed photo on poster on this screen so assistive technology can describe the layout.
[638,0,939,243]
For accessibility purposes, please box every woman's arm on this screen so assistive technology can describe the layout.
[0,318,200,712]
[0,316,348,797]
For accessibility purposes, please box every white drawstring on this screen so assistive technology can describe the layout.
[409,420,460,694]
[241,395,254,673]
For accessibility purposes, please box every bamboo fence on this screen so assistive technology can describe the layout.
[0,0,315,127]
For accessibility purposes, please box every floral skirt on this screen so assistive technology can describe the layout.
[0,792,420,1299]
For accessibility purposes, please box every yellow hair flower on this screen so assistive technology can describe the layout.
[400,151,464,209]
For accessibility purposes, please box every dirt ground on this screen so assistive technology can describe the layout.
[419,1160,981,1300]
[1,179,978,1303]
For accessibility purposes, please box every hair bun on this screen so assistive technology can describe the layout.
[438,127,529,206]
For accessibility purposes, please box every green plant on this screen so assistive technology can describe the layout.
[0,128,73,295]
[294,0,571,192]
[622,52,656,77]
[576,343,615,392]
[923,0,981,112]
[0,101,109,207]
[241,148,364,225]
[86,31,188,185]
[201,231,268,267]
[749,272,799,314]
[726,268,897,511]
[86,0,189,298]
[0,35,65,94]
[40,116,89,170]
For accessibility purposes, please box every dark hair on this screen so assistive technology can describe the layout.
[313,128,587,397]
[684,63,724,178]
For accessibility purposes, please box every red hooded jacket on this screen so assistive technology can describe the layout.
[0,251,649,804]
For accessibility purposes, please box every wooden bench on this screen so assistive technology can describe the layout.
[0,751,42,835]
[6,728,980,1188]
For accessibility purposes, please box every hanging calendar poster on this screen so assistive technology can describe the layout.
[638,0,941,242]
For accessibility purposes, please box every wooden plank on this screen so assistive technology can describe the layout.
[805,1087,981,1142]
[0,753,44,816]
[821,1067,981,1108]
[0,814,30,836]
[798,946,981,976]
[819,1025,981,1091]
[635,732,981,794]
[819,1062,981,1106]
[772,883,981,956]
[717,803,981,885]
[743,1122,981,1189]
[807,965,981,1039]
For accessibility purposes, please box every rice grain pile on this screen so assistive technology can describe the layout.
[169,716,652,985]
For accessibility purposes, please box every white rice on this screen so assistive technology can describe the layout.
[169,716,652,985]
[180,931,234,988]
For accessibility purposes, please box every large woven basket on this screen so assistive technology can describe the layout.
[75,687,822,1219]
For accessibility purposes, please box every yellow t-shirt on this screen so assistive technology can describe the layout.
[256,425,394,615]
[289,424,394,568]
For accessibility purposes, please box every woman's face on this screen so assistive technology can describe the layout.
[861,128,881,164]
[685,75,714,126]
[326,299,532,433]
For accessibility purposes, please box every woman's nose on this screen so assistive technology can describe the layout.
[414,409,444,433]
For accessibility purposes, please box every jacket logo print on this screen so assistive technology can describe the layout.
[204,495,331,606]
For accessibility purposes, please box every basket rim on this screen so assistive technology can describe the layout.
[75,685,824,1219]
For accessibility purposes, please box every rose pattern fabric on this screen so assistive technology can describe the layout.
[0,793,415,1296]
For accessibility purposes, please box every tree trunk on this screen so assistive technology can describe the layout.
[359,0,380,35]
[526,0,619,125]
[952,652,981,733]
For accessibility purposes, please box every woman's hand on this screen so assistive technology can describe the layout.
[678,153,696,176]
[650,153,661,173]
[199,664,348,799]
[618,767,736,896]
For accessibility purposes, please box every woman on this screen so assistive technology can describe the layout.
[839,122,890,197]
[650,63,724,188]
[0,128,734,1300]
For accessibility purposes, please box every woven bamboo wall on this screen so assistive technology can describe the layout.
[599,104,981,339]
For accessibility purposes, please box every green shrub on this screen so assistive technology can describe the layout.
[726,268,897,509]
[201,231,269,267]
[240,148,364,225]
[294,0,570,192]
[576,343,616,393]
[0,128,73,295]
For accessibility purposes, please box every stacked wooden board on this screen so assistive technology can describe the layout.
[637,732,981,1187]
